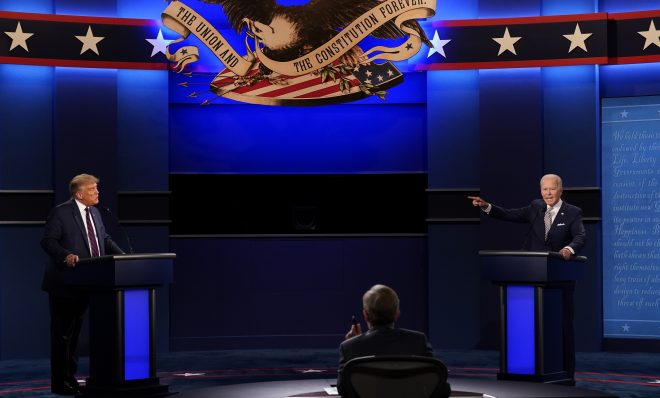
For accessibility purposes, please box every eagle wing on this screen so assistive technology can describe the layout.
[306,0,431,45]
[200,0,277,32]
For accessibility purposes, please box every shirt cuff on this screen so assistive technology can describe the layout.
[483,204,492,214]
[563,246,575,254]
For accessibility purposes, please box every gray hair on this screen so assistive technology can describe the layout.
[540,174,562,188]
[362,284,400,326]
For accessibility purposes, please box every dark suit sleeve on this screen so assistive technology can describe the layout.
[488,203,534,224]
[567,207,586,254]
[41,208,72,264]
[421,334,435,357]
[337,341,350,396]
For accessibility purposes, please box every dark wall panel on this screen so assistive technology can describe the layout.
[169,237,427,350]
[0,65,53,189]
[428,224,482,349]
[542,66,599,187]
[427,70,480,189]
[53,68,119,209]
[478,68,544,250]
[170,174,427,235]
[0,227,50,359]
[117,70,169,192]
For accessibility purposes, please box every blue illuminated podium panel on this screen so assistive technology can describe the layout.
[480,251,586,384]
[64,253,175,398]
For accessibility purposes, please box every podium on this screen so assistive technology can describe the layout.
[480,250,586,385]
[63,253,175,397]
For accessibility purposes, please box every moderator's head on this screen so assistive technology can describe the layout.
[362,284,400,327]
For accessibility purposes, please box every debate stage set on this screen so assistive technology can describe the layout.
[1,0,660,397]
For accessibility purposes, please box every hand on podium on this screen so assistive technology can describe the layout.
[559,247,572,260]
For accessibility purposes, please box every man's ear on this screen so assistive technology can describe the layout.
[395,309,401,322]
[362,309,369,324]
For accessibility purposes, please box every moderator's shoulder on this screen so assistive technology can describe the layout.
[398,328,428,339]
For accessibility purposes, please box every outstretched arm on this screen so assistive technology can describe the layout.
[468,196,490,211]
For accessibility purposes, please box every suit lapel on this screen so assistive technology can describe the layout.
[549,202,569,235]
[70,199,92,256]
[90,206,104,256]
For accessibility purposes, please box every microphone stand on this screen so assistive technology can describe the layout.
[100,206,134,254]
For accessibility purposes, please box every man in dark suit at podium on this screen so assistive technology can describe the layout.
[41,174,124,395]
[337,285,447,396]
[469,174,585,380]
[469,173,586,259]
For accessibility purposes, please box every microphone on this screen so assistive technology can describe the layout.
[100,206,134,254]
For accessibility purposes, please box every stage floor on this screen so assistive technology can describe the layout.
[176,378,617,398]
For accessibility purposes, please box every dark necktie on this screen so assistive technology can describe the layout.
[544,207,553,240]
[85,207,100,257]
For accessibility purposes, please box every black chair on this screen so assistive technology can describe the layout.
[341,355,451,398]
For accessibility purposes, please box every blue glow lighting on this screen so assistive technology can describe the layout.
[54,0,116,18]
[277,0,310,5]
[0,1,52,13]
[434,0,477,20]
[542,0,596,16]
[479,67,540,79]
[117,0,167,19]
[169,103,426,174]
[507,286,535,375]
[599,0,660,13]
[124,289,150,380]
[600,63,660,98]
[479,0,539,19]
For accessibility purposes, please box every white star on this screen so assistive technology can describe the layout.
[76,26,104,55]
[145,29,174,57]
[622,323,630,332]
[365,70,372,77]
[620,110,628,118]
[5,22,34,52]
[427,30,451,58]
[638,20,660,50]
[386,69,393,76]
[493,27,521,56]
[563,23,592,53]
[364,78,372,84]
[377,75,384,82]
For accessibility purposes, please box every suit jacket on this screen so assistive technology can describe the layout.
[41,199,124,296]
[337,326,435,395]
[488,199,586,254]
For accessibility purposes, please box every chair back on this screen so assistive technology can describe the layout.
[342,355,450,398]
